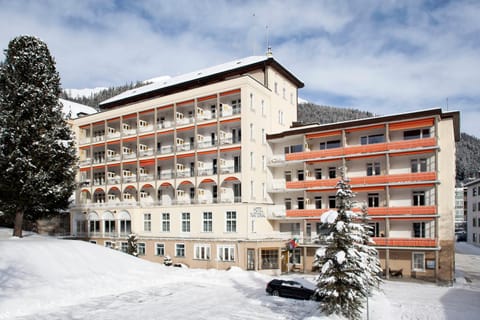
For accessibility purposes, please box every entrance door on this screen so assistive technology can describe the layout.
[247,249,255,270]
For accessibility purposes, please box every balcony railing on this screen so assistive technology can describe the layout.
[285,138,437,161]
[283,206,436,218]
[372,237,437,248]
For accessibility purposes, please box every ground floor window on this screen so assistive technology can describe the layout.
[261,249,279,269]
[104,241,114,248]
[175,243,185,257]
[120,242,128,253]
[138,243,146,256]
[155,243,165,256]
[412,252,425,271]
[218,245,235,261]
[194,244,211,260]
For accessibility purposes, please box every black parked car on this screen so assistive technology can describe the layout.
[266,279,321,301]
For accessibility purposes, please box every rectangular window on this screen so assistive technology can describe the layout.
[285,198,292,210]
[285,171,292,182]
[120,242,128,253]
[319,140,341,150]
[226,211,237,232]
[315,196,322,209]
[155,243,165,256]
[194,244,211,260]
[289,248,301,264]
[314,168,322,179]
[284,144,303,154]
[182,212,190,232]
[328,167,336,179]
[203,212,213,232]
[144,213,151,232]
[297,170,304,181]
[175,243,185,257]
[366,162,381,176]
[411,159,428,173]
[412,252,425,271]
[329,196,336,208]
[368,222,380,237]
[162,213,170,232]
[360,134,385,145]
[413,222,426,238]
[473,187,477,197]
[413,191,426,206]
[473,217,477,227]
[297,197,305,210]
[368,193,380,207]
[261,249,279,269]
[104,241,113,248]
[138,243,146,256]
[404,129,430,140]
[218,245,235,261]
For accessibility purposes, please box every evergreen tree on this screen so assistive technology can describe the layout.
[315,168,381,319]
[127,233,138,257]
[0,35,76,237]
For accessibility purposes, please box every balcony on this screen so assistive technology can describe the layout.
[285,138,437,162]
[367,206,436,216]
[285,172,437,190]
[372,237,437,248]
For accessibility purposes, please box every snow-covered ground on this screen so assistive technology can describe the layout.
[0,228,479,320]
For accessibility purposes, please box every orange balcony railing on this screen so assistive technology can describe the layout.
[367,206,436,216]
[372,237,437,248]
[286,172,436,190]
[285,138,437,162]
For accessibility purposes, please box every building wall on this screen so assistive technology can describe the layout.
[465,179,480,247]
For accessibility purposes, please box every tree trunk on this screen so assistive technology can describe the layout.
[13,208,24,238]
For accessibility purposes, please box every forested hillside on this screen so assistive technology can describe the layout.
[61,85,480,185]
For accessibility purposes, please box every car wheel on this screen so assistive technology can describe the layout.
[272,290,280,297]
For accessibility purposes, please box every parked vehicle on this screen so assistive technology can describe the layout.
[266,279,321,301]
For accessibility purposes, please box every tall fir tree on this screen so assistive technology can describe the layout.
[314,168,382,319]
[0,35,76,237]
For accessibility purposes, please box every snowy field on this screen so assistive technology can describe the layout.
[1,228,479,320]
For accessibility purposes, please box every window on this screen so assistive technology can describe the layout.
[274,82,278,94]
[404,129,430,140]
[226,211,237,232]
[261,249,279,269]
[297,170,304,181]
[329,196,336,208]
[175,243,185,257]
[474,233,477,242]
[413,191,426,206]
[203,212,213,232]
[155,243,165,256]
[280,223,300,235]
[182,212,190,232]
[249,123,254,141]
[411,159,427,173]
[138,243,146,256]
[413,222,426,238]
[261,128,266,144]
[315,196,322,209]
[473,203,477,212]
[284,144,303,154]
[474,187,477,197]
[218,245,235,261]
[368,193,380,207]
[249,93,254,110]
[261,100,265,115]
[412,252,425,271]
[473,217,477,227]
[297,197,305,210]
[320,140,341,150]
[368,222,380,237]
[328,167,336,179]
[366,162,381,176]
[104,219,115,234]
[120,242,128,253]
[250,152,254,169]
[314,168,322,179]
[278,110,284,125]
[104,241,113,248]
[285,171,292,182]
[360,134,385,145]
[194,244,211,260]
[285,198,292,210]
[144,213,151,232]
[162,213,170,232]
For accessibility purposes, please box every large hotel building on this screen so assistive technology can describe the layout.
[70,54,459,283]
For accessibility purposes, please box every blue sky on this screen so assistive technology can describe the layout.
[1,0,479,137]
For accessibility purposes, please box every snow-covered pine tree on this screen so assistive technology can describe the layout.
[315,167,382,320]
[0,36,76,237]
[127,233,138,257]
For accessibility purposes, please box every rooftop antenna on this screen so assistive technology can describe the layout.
[266,24,273,57]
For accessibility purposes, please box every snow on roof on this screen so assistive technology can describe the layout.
[60,98,97,119]
[100,55,269,106]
